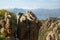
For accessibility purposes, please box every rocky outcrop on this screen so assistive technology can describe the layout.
[0,12,16,40]
[40,17,53,32]
[38,18,60,40]
[26,11,42,40]
[1,11,60,40]
[17,11,42,40]
[46,20,60,40]
[46,27,58,40]
[49,20,60,29]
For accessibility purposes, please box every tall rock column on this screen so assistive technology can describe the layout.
[26,11,41,40]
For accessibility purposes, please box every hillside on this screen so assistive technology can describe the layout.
[0,9,60,40]
[38,17,60,40]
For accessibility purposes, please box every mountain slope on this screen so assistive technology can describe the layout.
[8,8,60,19]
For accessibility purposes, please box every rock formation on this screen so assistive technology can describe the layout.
[46,20,60,40]
[1,10,60,40]
[16,11,42,40]
[26,11,37,21]
[0,12,16,40]
[26,11,41,40]
[17,12,28,40]
[40,17,53,32]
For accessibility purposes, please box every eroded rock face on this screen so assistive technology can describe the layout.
[0,19,6,28]
[46,27,58,40]
[26,11,37,21]
[17,12,29,40]
[46,20,60,40]
[0,18,6,34]
[49,20,60,29]
[5,16,13,36]
[17,11,42,40]
[40,17,53,32]
[27,19,42,40]
[26,11,41,40]
[0,13,13,37]
[0,11,42,40]
[46,29,58,40]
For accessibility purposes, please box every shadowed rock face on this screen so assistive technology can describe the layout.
[17,11,42,40]
[29,21,41,40]
[0,11,60,40]
[17,12,27,40]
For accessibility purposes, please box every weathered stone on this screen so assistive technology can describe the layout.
[17,12,28,40]
[17,11,41,40]
[40,17,53,32]
[46,20,60,40]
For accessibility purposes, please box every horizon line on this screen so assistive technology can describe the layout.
[0,8,60,10]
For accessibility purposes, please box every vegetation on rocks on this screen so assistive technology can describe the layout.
[0,9,60,40]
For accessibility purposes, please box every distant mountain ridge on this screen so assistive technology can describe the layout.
[8,8,60,19]
[8,8,26,15]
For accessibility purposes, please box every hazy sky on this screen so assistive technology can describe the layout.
[0,0,60,9]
